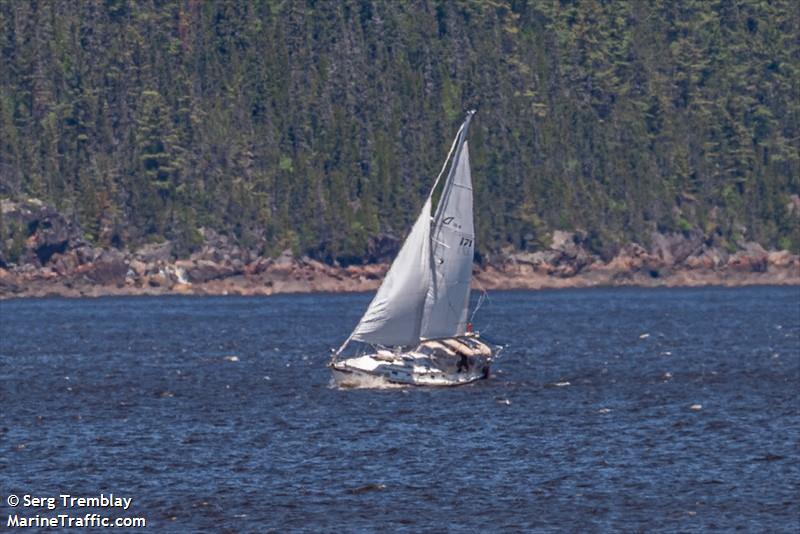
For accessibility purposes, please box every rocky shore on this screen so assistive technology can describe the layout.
[1,199,797,299]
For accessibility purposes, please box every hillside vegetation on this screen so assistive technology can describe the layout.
[1,0,798,265]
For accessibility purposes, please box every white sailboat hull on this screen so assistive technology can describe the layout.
[330,334,494,388]
[330,359,489,388]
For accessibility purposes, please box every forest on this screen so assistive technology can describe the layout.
[1,0,798,265]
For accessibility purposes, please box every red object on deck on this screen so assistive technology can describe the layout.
[466,322,473,332]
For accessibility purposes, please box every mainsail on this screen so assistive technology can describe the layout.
[339,110,476,353]
[420,135,474,339]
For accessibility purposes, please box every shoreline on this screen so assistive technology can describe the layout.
[2,262,797,300]
[2,198,798,300]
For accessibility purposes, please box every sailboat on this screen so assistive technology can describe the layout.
[330,110,498,387]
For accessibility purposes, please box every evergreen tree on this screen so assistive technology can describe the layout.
[0,0,797,261]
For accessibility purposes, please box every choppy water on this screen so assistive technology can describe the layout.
[2,287,799,532]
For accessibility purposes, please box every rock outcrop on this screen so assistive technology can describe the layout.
[1,199,798,299]
[1,199,81,267]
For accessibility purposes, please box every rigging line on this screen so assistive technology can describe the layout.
[427,120,465,202]
[333,332,354,359]
[469,278,489,324]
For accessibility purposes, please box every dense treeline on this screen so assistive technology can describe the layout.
[1,0,798,264]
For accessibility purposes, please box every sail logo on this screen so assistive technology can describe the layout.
[459,237,473,248]
[443,216,462,229]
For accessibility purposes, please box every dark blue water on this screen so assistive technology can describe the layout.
[2,287,799,532]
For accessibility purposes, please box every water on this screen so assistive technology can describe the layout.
[2,287,798,532]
